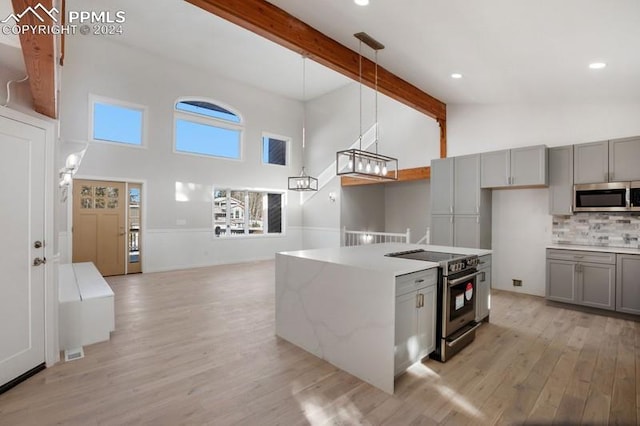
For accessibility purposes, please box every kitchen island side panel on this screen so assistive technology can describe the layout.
[275,253,396,394]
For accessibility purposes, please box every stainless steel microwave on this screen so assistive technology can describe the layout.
[574,182,630,212]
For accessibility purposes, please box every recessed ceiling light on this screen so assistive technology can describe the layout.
[589,62,606,69]
[451,73,463,79]
[354,0,369,5]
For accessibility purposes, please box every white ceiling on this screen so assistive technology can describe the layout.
[5,1,640,105]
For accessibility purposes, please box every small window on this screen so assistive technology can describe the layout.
[174,99,243,159]
[262,135,288,166]
[91,98,144,146]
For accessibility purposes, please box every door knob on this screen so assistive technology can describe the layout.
[33,257,46,266]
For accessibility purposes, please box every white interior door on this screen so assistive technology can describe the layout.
[0,115,46,388]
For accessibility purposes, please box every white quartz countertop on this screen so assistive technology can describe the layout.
[278,243,492,277]
[547,244,640,255]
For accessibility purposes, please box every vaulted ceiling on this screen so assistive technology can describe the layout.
[3,0,640,106]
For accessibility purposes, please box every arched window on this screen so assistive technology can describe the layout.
[174,99,243,159]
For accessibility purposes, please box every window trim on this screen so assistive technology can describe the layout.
[173,97,244,161]
[212,186,286,239]
[88,94,148,149]
[261,132,291,167]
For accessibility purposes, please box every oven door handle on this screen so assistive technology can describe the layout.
[448,271,483,286]
[446,322,482,347]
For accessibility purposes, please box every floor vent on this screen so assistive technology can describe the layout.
[64,347,84,362]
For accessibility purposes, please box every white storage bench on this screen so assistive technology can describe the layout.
[58,262,115,352]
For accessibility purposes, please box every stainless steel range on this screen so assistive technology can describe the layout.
[386,249,482,362]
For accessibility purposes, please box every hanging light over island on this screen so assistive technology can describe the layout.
[336,32,398,181]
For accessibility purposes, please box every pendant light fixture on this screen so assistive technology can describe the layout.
[288,56,319,191]
[336,32,398,181]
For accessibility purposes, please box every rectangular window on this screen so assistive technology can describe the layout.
[262,135,288,166]
[175,119,241,159]
[92,100,144,146]
[213,188,283,237]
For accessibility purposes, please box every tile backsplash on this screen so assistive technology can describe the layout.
[552,213,640,248]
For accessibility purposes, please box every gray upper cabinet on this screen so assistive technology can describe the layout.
[574,140,609,184]
[454,154,480,215]
[609,136,640,182]
[480,150,509,188]
[548,145,574,215]
[511,145,548,186]
[481,145,547,188]
[430,158,454,215]
[574,137,640,183]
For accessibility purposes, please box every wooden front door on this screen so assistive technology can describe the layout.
[73,179,126,276]
[0,115,46,388]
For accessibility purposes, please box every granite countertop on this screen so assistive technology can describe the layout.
[278,243,492,276]
[547,243,640,255]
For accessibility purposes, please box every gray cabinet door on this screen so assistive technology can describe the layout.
[609,136,640,182]
[511,145,548,186]
[453,215,480,249]
[481,149,510,188]
[430,158,454,215]
[454,154,480,215]
[394,291,418,375]
[430,215,454,246]
[546,259,577,303]
[574,140,608,184]
[579,262,615,310]
[476,260,491,322]
[548,146,574,215]
[416,285,436,360]
[616,254,640,315]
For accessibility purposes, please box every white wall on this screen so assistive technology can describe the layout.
[302,81,440,248]
[448,101,640,296]
[59,35,305,271]
[0,44,32,113]
[385,180,430,243]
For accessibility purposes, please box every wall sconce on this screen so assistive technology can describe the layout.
[59,150,85,201]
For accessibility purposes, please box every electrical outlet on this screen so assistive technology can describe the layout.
[512,279,522,287]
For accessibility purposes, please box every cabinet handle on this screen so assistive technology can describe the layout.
[415,279,424,284]
[450,206,453,214]
[480,272,486,282]
[416,293,421,308]
[420,293,425,308]
[574,255,584,259]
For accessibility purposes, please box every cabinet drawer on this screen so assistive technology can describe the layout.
[478,255,492,269]
[547,249,615,264]
[396,269,437,296]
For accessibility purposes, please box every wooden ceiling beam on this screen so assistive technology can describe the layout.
[11,0,57,118]
[184,0,446,122]
[341,166,430,187]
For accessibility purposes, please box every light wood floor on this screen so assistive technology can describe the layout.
[0,260,638,425]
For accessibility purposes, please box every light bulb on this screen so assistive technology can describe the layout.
[65,154,79,169]
[382,165,388,176]
[366,162,372,173]
[374,163,381,174]
[358,160,363,171]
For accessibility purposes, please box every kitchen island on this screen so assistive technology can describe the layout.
[275,243,491,393]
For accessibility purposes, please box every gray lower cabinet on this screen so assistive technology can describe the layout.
[548,145,574,215]
[476,255,491,322]
[616,254,640,314]
[395,270,437,376]
[546,249,615,311]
